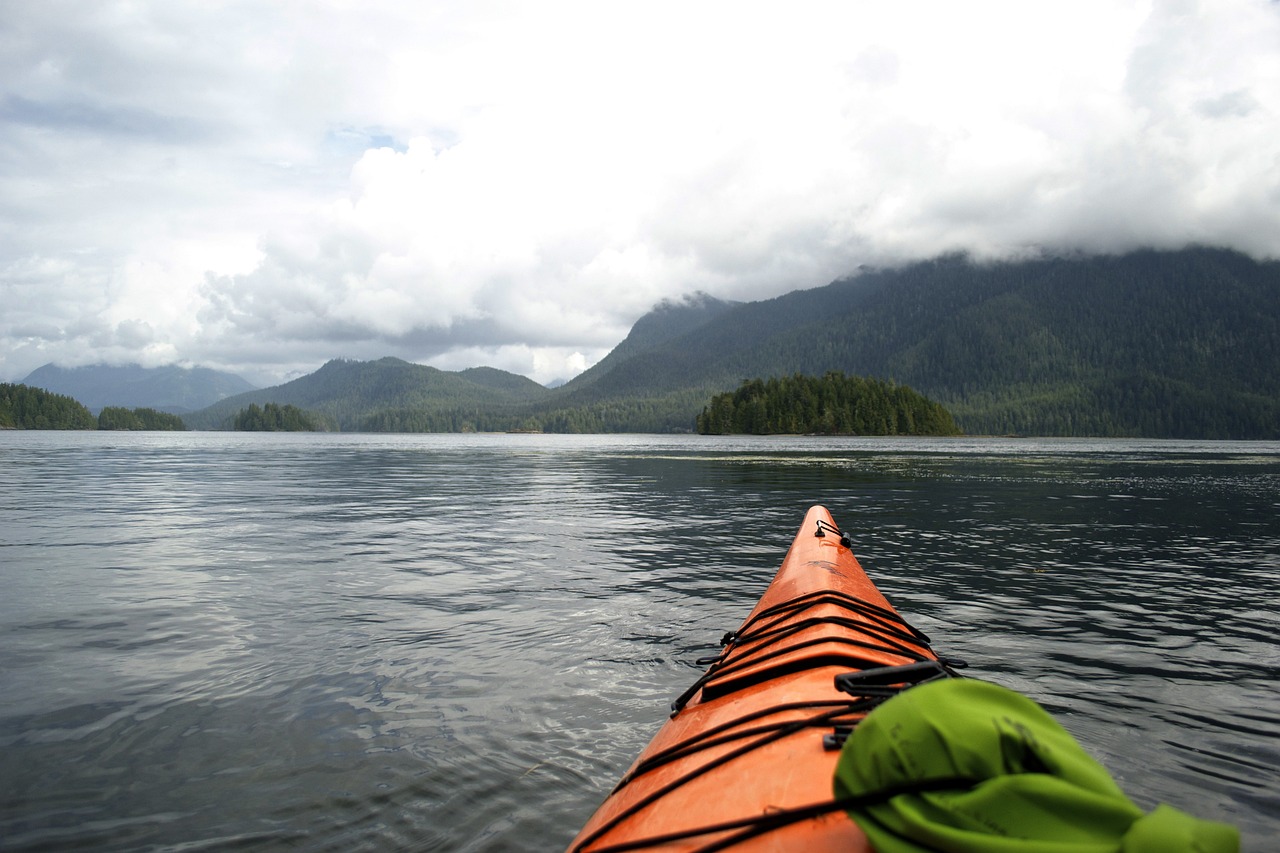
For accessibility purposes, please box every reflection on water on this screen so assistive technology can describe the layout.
[1,433,1277,850]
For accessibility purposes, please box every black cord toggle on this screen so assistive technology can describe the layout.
[814,518,852,548]
[833,660,953,700]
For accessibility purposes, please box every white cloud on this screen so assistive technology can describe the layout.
[2,0,1278,385]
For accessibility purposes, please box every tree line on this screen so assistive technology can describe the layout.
[98,406,187,430]
[1,383,186,430]
[233,402,323,431]
[356,391,707,433]
[696,372,960,436]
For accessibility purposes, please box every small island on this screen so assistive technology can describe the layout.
[232,402,323,431]
[696,372,959,436]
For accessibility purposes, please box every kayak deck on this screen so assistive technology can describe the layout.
[568,505,946,852]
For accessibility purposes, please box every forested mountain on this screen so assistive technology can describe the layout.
[554,247,1279,437]
[455,366,556,396]
[21,363,256,413]
[184,357,552,430]
[180,247,1280,437]
[565,292,739,393]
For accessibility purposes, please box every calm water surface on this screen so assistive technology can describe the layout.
[1,432,1277,851]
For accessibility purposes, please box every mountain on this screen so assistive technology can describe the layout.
[184,298,741,433]
[183,247,1280,437]
[456,366,555,396]
[183,357,551,430]
[20,363,257,413]
[564,292,739,395]
[553,247,1280,437]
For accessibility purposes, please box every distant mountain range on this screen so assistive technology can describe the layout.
[20,363,257,413]
[181,357,551,431]
[23,247,1280,437]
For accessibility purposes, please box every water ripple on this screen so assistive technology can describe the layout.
[1,432,1277,850]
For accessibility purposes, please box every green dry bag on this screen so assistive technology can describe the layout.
[832,678,1238,853]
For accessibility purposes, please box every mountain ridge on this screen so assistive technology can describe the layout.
[179,246,1280,438]
[182,357,551,430]
[561,292,739,395]
[20,362,257,413]
[560,247,1279,436]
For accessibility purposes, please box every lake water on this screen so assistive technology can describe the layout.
[1,432,1277,851]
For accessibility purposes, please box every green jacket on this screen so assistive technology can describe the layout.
[833,678,1238,853]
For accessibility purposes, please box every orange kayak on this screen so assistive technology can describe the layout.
[568,505,955,852]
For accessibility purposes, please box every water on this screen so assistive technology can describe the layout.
[1,432,1277,851]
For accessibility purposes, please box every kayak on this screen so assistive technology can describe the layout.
[568,505,1240,853]
[567,505,956,852]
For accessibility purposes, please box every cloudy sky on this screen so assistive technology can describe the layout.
[3,1,1278,386]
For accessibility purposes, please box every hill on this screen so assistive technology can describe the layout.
[21,363,256,413]
[183,247,1280,438]
[551,247,1279,437]
[564,292,739,395]
[184,357,551,430]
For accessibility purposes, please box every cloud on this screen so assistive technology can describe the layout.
[2,0,1279,385]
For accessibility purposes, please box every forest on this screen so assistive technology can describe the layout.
[0,384,189,430]
[503,248,1279,438]
[184,357,548,431]
[0,383,97,429]
[696,373,959,436]
[233,403,324,431]
[97,406,187,430]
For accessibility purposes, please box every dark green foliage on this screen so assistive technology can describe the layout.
[696,373,960,435]
[233,403,322,431]
[946,373,1280,438]
[559,247,1280,438]
[97,407,187,430]
[0,383,97,429]
[354,390,707,434]
[132,408,188,431]
[96,407,142,430]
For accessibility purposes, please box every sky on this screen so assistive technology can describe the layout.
[3,0,1279,387]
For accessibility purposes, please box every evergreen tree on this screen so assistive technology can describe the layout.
[97,407,187,430]
[232,402,322,431]
[0,383,97,429]
[697,372,959,436]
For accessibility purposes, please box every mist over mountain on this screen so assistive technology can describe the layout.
[554,246,1279,437]
[180,247,1280,438]
[566,293,740,385]
[20,363,257,413]
[5,3,1278,394]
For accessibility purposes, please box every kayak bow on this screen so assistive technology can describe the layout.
[568,505,949,852]
[569,505,1239,853]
